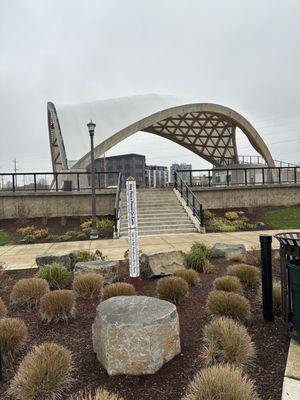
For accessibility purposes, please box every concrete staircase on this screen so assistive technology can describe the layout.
[119,188,198,237]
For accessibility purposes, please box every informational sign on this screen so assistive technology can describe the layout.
[126,177,140,278]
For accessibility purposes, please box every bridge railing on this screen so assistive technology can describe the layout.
[0,171,120,192]
[177,166,300,188]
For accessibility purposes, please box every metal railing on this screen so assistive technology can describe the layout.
[177,166,300,188]
[0,171,120,192]
[174,171,204,227]
[238,155,299,168]
[114,173,123,235]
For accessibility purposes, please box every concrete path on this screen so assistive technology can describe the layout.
[1,229,299,270]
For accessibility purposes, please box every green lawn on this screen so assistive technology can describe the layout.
[0,230,10,246]
[265,207,300,229]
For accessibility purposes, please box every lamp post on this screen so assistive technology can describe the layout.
[87,120,98,239]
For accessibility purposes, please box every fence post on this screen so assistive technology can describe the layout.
[77,173,80,191]
[12,174,15,192]
[200,204,204,227]
[180,179,183,197]
[55,173,58,192]
[186,186,189,206]
[226,169,229,186]
[174,171,177,189]
[260,234,274,322]
[34,173,37,192]
[189,170,192,186]
[208,170,211,187]
[294,167,297,184]
[192,195,195,215]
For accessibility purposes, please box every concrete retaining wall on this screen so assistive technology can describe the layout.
[0,190,116,219]
[193,184,300,209]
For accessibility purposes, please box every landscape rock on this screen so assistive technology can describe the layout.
[140,250,187,278]
[73,260,119,284]
[92,296,181,375]
[36,254,74,270]
[210,243,246,260]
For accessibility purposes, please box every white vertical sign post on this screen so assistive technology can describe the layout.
[126,176,140,288]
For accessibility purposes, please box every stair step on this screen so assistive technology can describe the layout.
[121,215,191,222]
[120,227,197,237]
[120,221,194,229]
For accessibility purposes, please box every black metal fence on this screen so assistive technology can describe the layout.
[177,166,300,188]
[0,171,120,192]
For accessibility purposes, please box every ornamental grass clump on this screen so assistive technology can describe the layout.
[227,264,260,288]
[102,282,136,301]
[213,275,243,294]
[40,290,76,323]
[186,242,213,273]
[174,269,200,286]
[70,388,124,400]
[273,280,281,314]
[36,263,71,290]
[8,342,72,400]
[0,296,7,318]
[10,278,49,307]
[73,273,103,299]
[0,318,28,360]
[206,290,251,323]
[201,317,255,368]
[182,364,259,400]
[156,276,189,303]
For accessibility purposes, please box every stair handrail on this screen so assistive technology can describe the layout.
[114,172,122,235]
[174,171,204,227]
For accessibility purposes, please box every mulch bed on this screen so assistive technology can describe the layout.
[0,253,289,400]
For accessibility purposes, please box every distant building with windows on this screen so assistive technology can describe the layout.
[88,153,146,188]
[170,162,192,183]
[145,165,169,188]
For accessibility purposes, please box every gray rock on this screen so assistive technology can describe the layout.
[36,254,74,270]
[140,250,187,278]
[73,260,119,284]
[92,296,181,376]
[210,243,246,260]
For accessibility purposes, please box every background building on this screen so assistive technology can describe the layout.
[88,153,146,188]
[145,165,169,187]
[170,162,192,183]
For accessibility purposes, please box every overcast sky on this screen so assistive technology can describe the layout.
[0,0,299,173]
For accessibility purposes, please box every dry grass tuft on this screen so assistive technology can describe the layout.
[70,388,124,400]
[10,278,49,307]
[227,264,260,288]
[0,318,28,359]
[213,276,243,294]
[156,276,189,303]
[73,273,103,299]
[0,296,7,318]
[182,364,259,400]
[206,290,251,323]
[40,290,76,323]
[273,280,281,314]
[174,269,200,286]
[8,342,72,400]
[102,282,136,301]
[201,317,255,368]
[0,261,10,290]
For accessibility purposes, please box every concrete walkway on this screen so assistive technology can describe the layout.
[1,229,299,270]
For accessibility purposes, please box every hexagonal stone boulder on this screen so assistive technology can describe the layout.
[92,296,181,375]
[73,260,119,284]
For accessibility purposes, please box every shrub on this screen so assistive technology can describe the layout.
[0,318,28,359]
[10,278,49,306]
[45,234,65,242]
[156,276,189,303]
[182,364,259,400]
[186,242,213,273]
[70,388,124,400]
[65,231,88,241]
[80,219,114,237]
[16,225,36,237]
[73,250,96,263]
[33,228,49,239]
[206,290,251,322]
[20,234,36,244]
[201,317,255,368]
[36,263,71,290]
[225,211,239,221]
[8,342,72,400]
[73,273,103,299]
[227,264,260,288]
[203,209,214,221]
[174,269,200,286]
[102,282,136,301]
[213,276,243,294]
[273,280,281,314]
[206,217,238,233]
[0,296,7,318]
[40,290,76,323]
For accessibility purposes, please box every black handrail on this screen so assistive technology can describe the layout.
[174,171,204,227]
[114,172,122,235]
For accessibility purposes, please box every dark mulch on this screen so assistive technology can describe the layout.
[0,254,289,400]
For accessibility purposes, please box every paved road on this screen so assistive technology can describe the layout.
[1,229,299,270]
